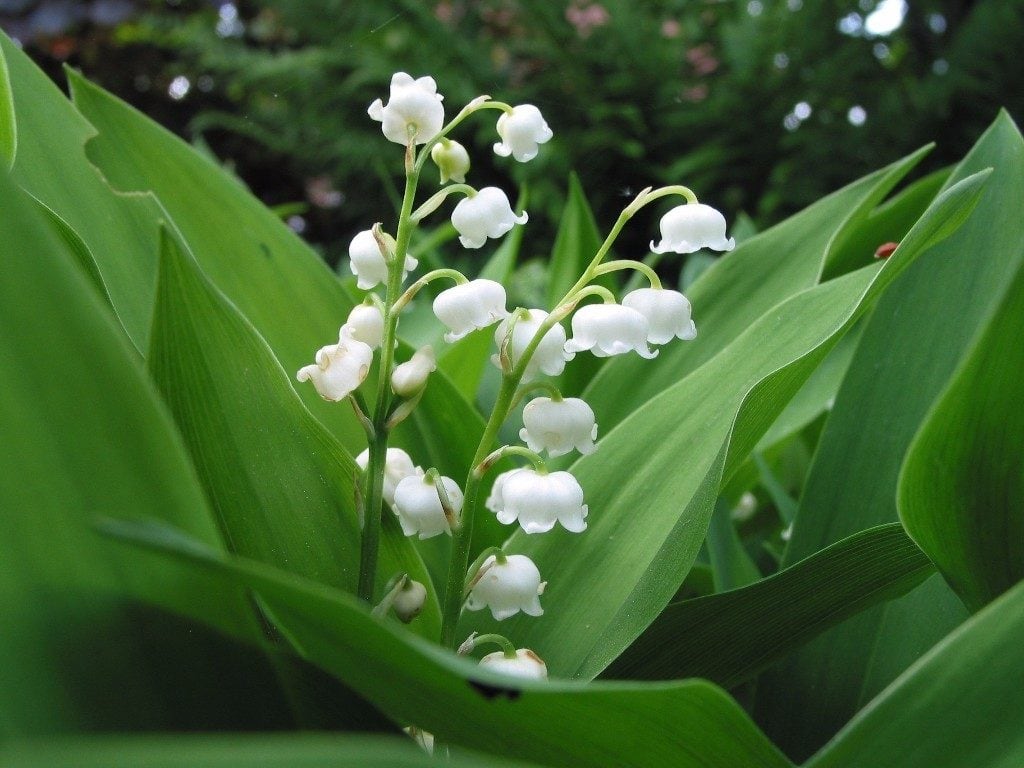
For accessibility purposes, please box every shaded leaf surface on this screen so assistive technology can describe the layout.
[607,525,933,686]
[102,520,794,768]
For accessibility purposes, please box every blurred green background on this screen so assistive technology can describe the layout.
[4,0,1020,265]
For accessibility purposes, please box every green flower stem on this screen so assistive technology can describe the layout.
[411,184,476,222]
[560,184,696,303]
[476,445,546,477]
[593,259,663,289]
[470,633,517,657]
[564,284,617,307]
[440,372,520,647]
[510,380,562,410]
[415,99,513,176]
[357,145,422,603]
[640,184,698,206]
[392,268,467,313]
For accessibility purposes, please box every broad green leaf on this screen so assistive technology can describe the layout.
[0,734,536,768]
[0,170,292,734]
[102,520,794,768]
[27,194,113,311]
[583,146,932,433]
[806,579,1024,768]
[148,231,439,633]
[606,524,932,686]
[463,170,988,680]
[0,33,166,351]
[898,256,1024,611]
[755,320,863,451]
[754,112,1023,759]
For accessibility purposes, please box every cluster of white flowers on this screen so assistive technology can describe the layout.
[295,71,734,681]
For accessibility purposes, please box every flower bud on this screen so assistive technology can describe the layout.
[650,202,735,254]
[479,648,548,680]
[486,468,588,534]
[392,473,463,539]
[349,229,417,290]
[467,554,546,621]
[451,187,527,249]
[296,327,373,401]
[355,447,422,507]
[564,304,658,359]
[519,397,598,457]
[367,72,444,146]
[493,104,553,162]
[433,279,509,342]
[430,139,471,183]
[391,345,436,397]
[392,579,428,623]
[622,287,696,344]
[492,309,569,378]
[345,303,385,349]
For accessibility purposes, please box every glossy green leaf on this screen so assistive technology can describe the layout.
[754,320,863,452]
[0,170,293,734]
[607,524,933,685]
[754,112,1023,760]
[806,579,1024,768]
[898,256,1024,611]
[102,519,794,768]
[148,230,438,632]
[0,33,166,351]
[583,146,932,433]
[0,735,535,768]
[463,170,988,680]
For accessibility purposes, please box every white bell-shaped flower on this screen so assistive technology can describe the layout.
[466,554,546,621]
[479,648,548,680]
[622,287,697,344]
[650,203,735,254]
[487,468,588,534]
[349,229,418,290]
[485,469,521,515]
[564,304,658,359]
[519,397,598,457]
[493,104,553,162]
[296,327,373,402]
[355,447,422,507]
[451,187,528,249]
[367,72,444,146]
[391,345,436,397]
[392,473,463,539]
[345,303,385,349]
[430,138,471,183]
[433,279,509,342]
[492,309,569,378]
[392,579,428,623]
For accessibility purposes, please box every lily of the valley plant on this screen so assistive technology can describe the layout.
[296,71,734,676]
